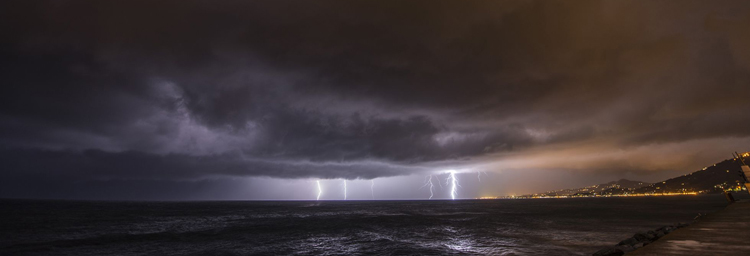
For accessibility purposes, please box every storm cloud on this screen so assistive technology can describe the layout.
[1,0,749,199]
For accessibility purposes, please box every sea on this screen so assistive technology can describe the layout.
[0,195,734,255]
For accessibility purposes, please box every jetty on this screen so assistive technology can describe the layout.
[628,200,750,256]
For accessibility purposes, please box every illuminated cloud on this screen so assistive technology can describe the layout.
[1,0,749,199]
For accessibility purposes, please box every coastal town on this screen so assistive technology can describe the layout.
[479,153,750,199]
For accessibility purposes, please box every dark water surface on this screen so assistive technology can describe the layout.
[0,195,730,255]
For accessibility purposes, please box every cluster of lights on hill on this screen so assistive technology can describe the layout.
[478,192,700,199]
[497,153,750,199]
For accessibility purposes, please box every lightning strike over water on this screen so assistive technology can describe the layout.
[343,180,347,200]
[477,171,489,182]
[316,180,322,201]
[447,172,460,200]
[370,180,375,200]
[420,175,436,199]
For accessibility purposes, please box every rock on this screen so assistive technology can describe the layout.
[674,222,690,228]
[593,247,624,256]
[593,222,693,255]
[633,232,650,242]
[618,237,638,246]
[616,245,635,253]
[662,226,674,234]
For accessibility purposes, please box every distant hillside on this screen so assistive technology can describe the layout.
[525,156,749,197]
[528,179,652,197]
[632,158,747,195]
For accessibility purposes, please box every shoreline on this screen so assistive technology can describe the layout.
[593,220,696,256]
[626,199,750,256]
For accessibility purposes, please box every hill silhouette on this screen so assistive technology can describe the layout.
[526,155,749,197]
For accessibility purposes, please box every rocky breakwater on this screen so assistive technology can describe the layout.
[592,223,690,256]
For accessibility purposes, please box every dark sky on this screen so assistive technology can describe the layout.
[1,0,749,200]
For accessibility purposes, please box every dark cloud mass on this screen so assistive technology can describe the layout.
[1,0,749,199]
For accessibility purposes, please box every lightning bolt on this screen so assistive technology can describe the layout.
[420,175,436,199]
[446,171,460,200]
[343,180,347,200]
[316,180,322,201]
[477,171,488,182]
[370,180,375,200]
